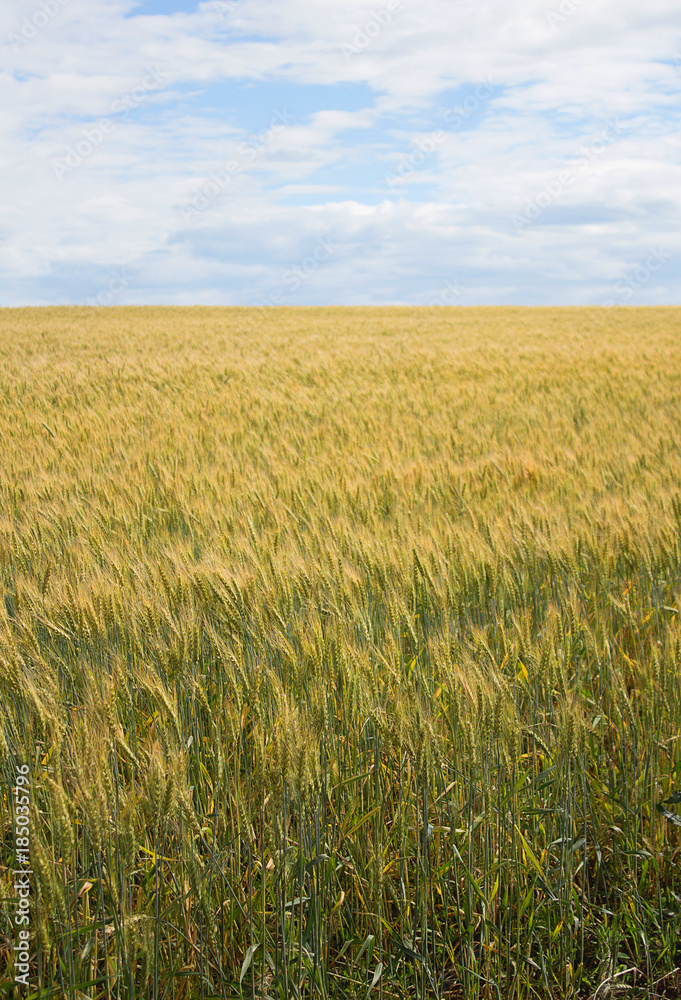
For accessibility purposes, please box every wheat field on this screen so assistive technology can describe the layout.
[1,306,681,999]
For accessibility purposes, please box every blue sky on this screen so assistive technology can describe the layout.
[1,0,680,305]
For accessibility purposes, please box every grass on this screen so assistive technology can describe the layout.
[0,305,681,999]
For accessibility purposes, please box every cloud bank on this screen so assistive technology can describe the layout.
[2,0,680,304]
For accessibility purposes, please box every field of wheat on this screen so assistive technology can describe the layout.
[1,306,681,1000]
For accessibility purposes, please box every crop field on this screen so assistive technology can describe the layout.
[1,306,681,1000]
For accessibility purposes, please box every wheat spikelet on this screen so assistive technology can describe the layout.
[2,307,681,996]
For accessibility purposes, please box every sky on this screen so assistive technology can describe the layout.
[1,0,680,306]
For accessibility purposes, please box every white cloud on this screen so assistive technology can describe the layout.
[1,0,680,304]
